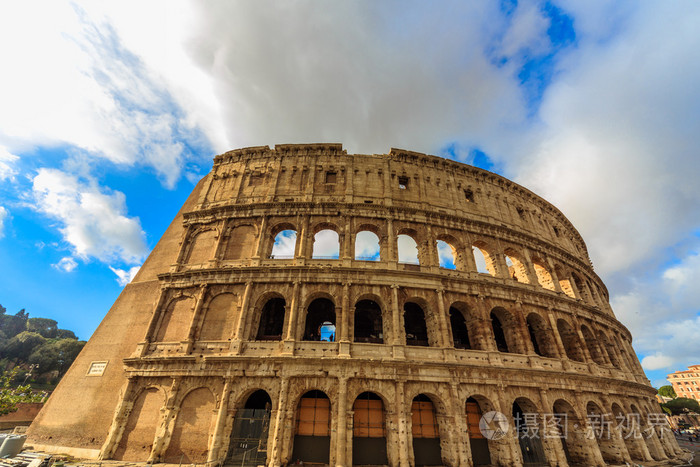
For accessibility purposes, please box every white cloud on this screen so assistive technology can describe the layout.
[0,206,8,238]
[110,265,141,286]
[0,147,19,181]
[0,2,210,188]
[271,230,297,258]
[398,235,419,264]
[31,168,147,264]
[437,240,456,269]
[355,231,380,260]
[312,230,339,258]
[53,256,78,273]
[641,354,673,371]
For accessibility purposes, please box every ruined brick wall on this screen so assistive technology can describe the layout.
[28,144,683,466]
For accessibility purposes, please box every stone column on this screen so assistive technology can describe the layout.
[450,383,471,466]
[269,377,290,466]
[99,377,138,460]
[519,249,540,286]
[600,398,632,464]
[547,314,569,364]
[537,389,568,466]
[296,215,310,260]
[546,257,564,293]
[336,377,349,467]
[185,284,209,353]
[150,379,181,463]
[391,285,404,359]
[139,286,170,355]
[573,392,606,466]
[231,281,253,353]
[435,289,451,348]
[395,380,411,466]
[339,283,351,357]
[283,281,301,354]
[494,396,522,465]
[252,215,269,260]
[514,303,536,355]
[386,218,397,268]
[208,379,232,463]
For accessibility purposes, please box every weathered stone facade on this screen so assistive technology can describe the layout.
[28,144,684,465]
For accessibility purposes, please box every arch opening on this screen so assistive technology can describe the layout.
[411,394,442,466]
[355,231,380,261]
[436,240,457,269]
[186,229,216,264]
[466,397,491,465]
[227,390,272,466]
[532,260,555,290]
[513,399,548,465]
[354,300,383,344]
[270,230,297,259]
[449,307,471,349]
[398,234,420,264]
[223,225,256,260]
[291,390,331,464]
[404,302,429,346]
[256,298,285,341]
[526,313,558,358]
[557,319,586,362]
[472,245,495,275]
[552,399,598,466]
[581,325,606,365]
[164,388,216,464]
[504,251,529,283]
[199,293,236,341]
[303,298,336,341]
[490,311,510,353]
[352,392,388,465]
[586,401,623,464]
[312,229,339,259]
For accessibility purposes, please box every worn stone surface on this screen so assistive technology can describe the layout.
[27,144,684,466]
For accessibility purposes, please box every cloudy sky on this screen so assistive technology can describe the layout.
[0,0,698,388]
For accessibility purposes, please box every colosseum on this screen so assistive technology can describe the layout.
[28,144,684,466]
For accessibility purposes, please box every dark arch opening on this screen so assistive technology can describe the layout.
[256,298,285,341]
[352,392,388,465]
[490,312,509,353]
[303,298,335,341]
[411,394,442,466]
[450,307,471,349]
[404,302,429,346]
[354,300,383,344]
[227,390,272,466]
[292,391,331,464]
[513,400,547,465]
[466,397,490,465]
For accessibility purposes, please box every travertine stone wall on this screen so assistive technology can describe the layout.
[28,144,683,466]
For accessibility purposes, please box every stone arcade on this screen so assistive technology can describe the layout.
[27,144,684,466]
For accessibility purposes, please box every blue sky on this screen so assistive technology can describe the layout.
[1,1,699,388]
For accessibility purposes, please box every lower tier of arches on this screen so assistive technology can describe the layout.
[99,369,683,466]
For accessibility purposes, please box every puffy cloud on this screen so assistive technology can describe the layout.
[312,230,340,258]
[110,265,141,286]
[31,168,147,264]
[270,230,297,258]
[397,235,419,264]
[0,2,210,188]
[437,240,456,269]
[53,256,78,273]
[0,206,8,238]
[641,354,673,371]
[0,147,18,181]
[355,231,380,260]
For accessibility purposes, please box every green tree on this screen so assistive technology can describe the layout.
[0,367,45,415]
[28,338,86,375]
[662,397,700,415]
[0,331,46,362]
[55,329,77,339]
[27,318,58,339]
[0,309,29,339]
[658,385,677,399]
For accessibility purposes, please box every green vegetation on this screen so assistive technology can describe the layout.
[658,385,677,399]
[661,397,700,415]
[0,367,46,415]
[0,304,86,387]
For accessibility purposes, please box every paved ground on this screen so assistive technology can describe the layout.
[675,434,700,466]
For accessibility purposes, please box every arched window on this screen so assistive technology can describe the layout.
[587,401,623,464]
[404,302,429,346]
[526,313,557,358]
[490,312,509,353]
[355,231,380,261]
[352,392,388,465]
[598,331,621,369]
[113,388,164,461]
[581,325,606,365]
[555,265,576,298]
[312,229,339,259]
[436,240,456,269]
[553,399,598,465]
[227,390,272,465]
[449,307,471,349]
[270,230,297,259]
[155,296,195,342]
[532,259,555,290]
[472,243,495,275]
[354,300,383,344]
[292,391,331,464]
[256,298,285,341]
[504,250,529,283]
[411,394,442,466]
[556,319,586,362]
[304,298,335,341]
[398,234,420,264]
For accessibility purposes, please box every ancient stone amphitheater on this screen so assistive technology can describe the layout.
[28,144,683,466]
